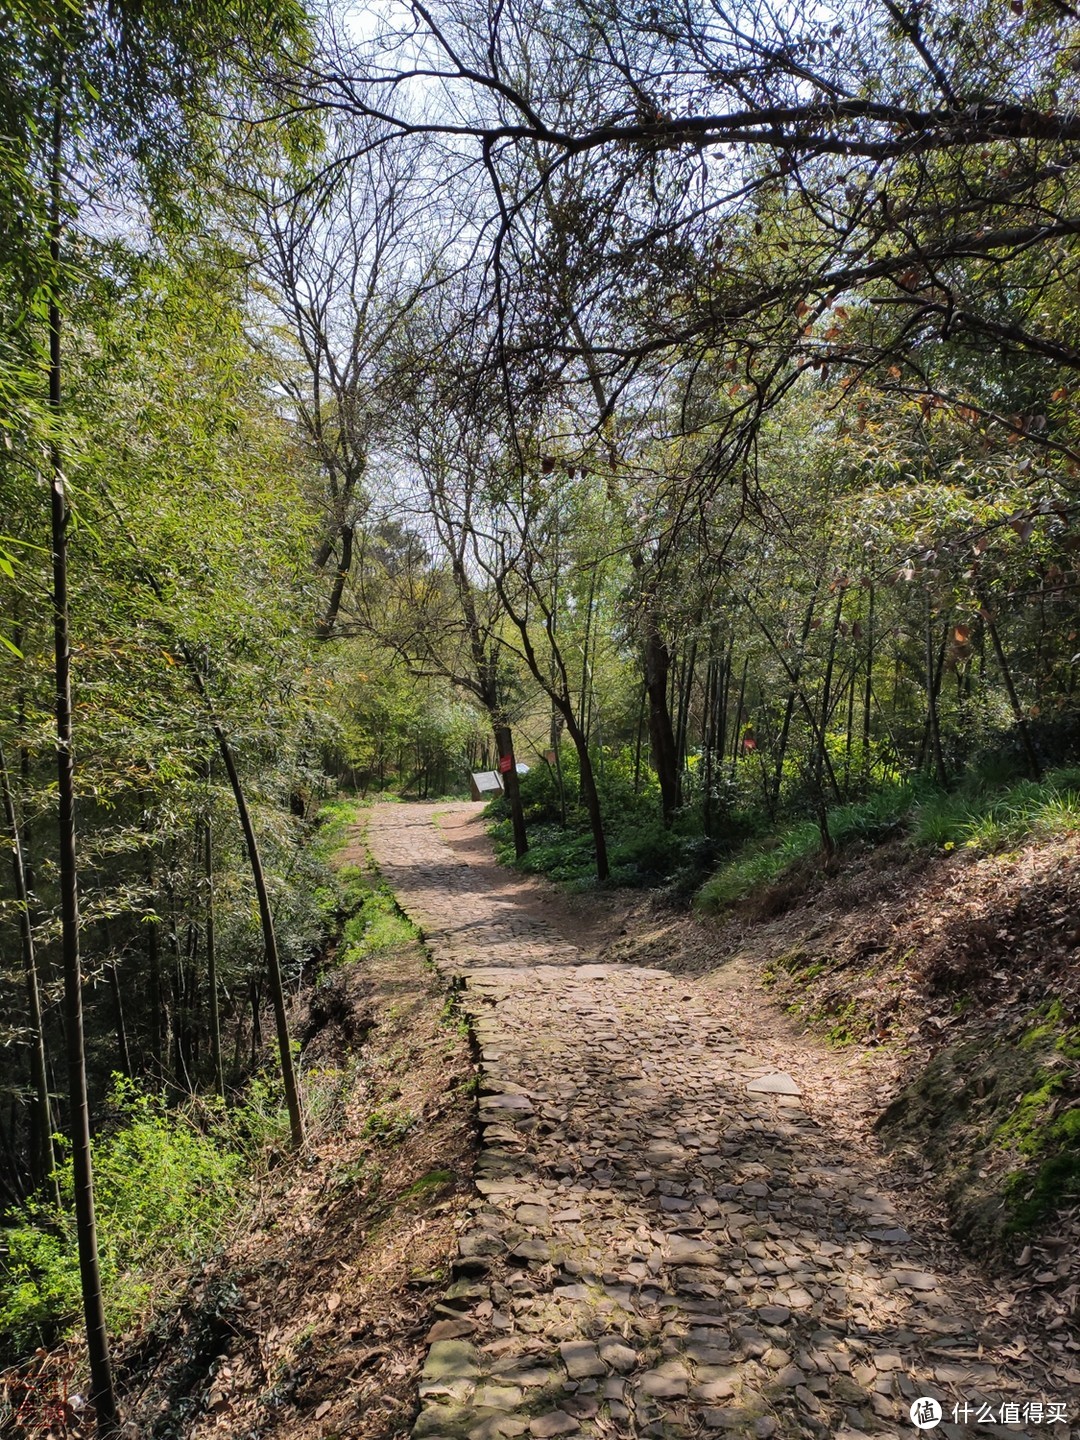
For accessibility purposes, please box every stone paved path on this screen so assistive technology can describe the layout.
[366,803,1072,1440]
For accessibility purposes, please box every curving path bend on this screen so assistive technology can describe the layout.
[365,801,1066,1440]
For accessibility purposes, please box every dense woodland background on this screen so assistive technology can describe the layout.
[3,0,1080,1429]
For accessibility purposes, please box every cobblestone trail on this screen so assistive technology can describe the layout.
[366,803,1066,1440]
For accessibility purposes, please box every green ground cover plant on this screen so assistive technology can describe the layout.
[696,769,1080,913]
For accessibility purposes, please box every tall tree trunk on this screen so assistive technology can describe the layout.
[315,522,354,639]
[772,594,817,806]
[205,818,224,1097]
[560,701,609,880]
[249,979,263,1063]
[578,566,598,745]
[48,87,118,1435]
[730,656,749,776]
[165,648,302,1140]
[166,880,192,1092]
[674,636,697,807]
[702,654,717,838]
[0,741,56,1197]
[984,612,1042,780]
[552,706,568,823]
[862,583,875,781]
[924,601,949,788]
[13,622,35,894]
[106,962,131,1078]
[492,722,528,857]
[644,623,679,826]
[212,721,303,1146]
[809,594,846,853]
[146,862,166,1082]
[632,683,646,796]
[496,581,608,881]
[716,646,730,768]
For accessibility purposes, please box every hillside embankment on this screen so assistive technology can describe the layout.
[25,805,1075,1440]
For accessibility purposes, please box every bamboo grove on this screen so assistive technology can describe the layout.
[4,0,1080,1431]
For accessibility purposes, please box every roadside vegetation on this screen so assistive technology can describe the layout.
[0,803,390,1364]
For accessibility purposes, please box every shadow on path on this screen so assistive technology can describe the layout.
[365,802,1066,1440]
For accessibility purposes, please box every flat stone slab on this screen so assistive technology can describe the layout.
[558,1341,606,1378]
[528,1413,579,1437]
[424,1340,481,1380]
[746,1072,802,1096]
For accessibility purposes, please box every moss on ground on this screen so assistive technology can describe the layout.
[876,1004,1080,1250]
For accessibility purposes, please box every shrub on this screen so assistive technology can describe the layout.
[0,1078,245,1357]
[609,820,683,878]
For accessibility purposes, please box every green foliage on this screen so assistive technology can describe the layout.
[328,654,486,799]
[338,873,418,962]
[0,1079,248,1356]
[0,1051,372,1362]
[360,1106,416,1145]
[696,784,914,911]
[696,769,1080,912]
[880,1005,1080,1247]
[403,1169,453,1199]
[490,748,696,888]
[911,769,1080,851]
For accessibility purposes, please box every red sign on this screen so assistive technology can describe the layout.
[498,754,513,774]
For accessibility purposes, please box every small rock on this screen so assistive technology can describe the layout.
[746,1073,801,1096]
[874,1353,903,1372]
[597,1338,637,1373]
[423,1340,481,1380]
[529,1412,579,1438]
[664,1238,720,1266]
[775,1365,805,1388]
[459,1233,504,1259]
[702,1408,746,1429]
[693,1380,736,1402]
[516,1204,550,1227]
[891,1269,937,1292]
[503,1368,559,1389]
[427,1318,477,1342]
[796,1384,823,1413]
[474,1385,524,1409]
[559,1341,606,1379]
[637,1370,688,1399]
[562,1396,599,1419]
[470,1419,528,1440]
[512,1239,551,1262]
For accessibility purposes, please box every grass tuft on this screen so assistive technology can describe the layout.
[697,769,1080,913]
